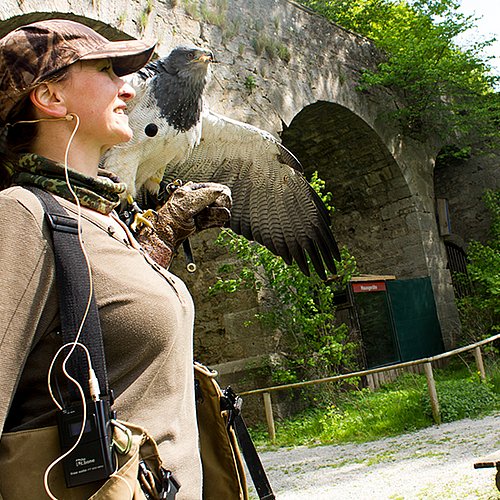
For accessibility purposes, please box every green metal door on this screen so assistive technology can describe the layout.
[351,282,401,368]
[387,277,444,361]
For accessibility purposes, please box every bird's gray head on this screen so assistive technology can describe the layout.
[139,45,215,132]
[158,46,214,79]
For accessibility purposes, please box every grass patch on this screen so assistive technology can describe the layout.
[249,360,500,448]
[423,378,497,422]
[252,34,291,62]
[489,358,500,394]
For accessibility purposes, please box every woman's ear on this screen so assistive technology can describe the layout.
[29,83,68,118]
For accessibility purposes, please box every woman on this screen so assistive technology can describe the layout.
[0,19,230,499]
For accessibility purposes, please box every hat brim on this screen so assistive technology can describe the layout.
[80,40,156,76]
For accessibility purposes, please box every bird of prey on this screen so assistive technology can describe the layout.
[103,46,340,278]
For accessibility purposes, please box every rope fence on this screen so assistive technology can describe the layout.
[240,333,500,442]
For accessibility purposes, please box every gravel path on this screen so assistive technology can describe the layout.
[253,413,499,499]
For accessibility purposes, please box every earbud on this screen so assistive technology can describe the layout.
[12,114,77,126]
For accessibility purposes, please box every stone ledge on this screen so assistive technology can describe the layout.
[210,354,270,377]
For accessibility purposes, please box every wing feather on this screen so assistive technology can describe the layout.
[163,111,340,277]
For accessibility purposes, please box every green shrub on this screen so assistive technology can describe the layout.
[299,0,499,148]
[456,190,500,346]
[250,365,500,448]
[244,75,257,91]
[422,378,498,423]
[210,173,359,384]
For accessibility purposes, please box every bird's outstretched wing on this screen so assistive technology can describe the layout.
[161,111,340,278]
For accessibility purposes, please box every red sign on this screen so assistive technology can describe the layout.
[352,282,387,293]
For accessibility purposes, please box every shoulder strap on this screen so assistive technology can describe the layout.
[27,187,110,401]
[222,387,275,500]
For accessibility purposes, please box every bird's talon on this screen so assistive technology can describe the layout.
[131,210,156,232]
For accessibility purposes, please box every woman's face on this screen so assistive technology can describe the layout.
[58,60,136,153]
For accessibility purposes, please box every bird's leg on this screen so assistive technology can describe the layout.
[143,175,162,197]
[131,210,156,233]
[125,194,157,233]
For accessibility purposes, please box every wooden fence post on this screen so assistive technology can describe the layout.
[424,362,441,424]
[473,346,487,381]
[263,392,276,443]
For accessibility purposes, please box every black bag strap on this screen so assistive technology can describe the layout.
[222,387,275,500]
[27,187,110,401]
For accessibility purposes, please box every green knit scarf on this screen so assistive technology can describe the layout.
[3,153,127,215]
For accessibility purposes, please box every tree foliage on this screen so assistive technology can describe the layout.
[299,0,499,150]
[210,173,359,383]
[456,190,500,344]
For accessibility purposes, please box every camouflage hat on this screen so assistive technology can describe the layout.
[0,19,156,124]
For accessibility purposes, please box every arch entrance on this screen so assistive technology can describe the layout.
[282,101,424,278]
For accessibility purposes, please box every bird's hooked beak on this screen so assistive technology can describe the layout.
[194,50,216,64]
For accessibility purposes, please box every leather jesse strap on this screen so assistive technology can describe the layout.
[27,187,110,400]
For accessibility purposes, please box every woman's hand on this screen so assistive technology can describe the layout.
[136,181,232,268]
[167,181,232,239]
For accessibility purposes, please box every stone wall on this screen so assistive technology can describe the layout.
[2,0,491,397]
[435,151,500,248]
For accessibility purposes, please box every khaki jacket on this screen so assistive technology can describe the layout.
[0,186,202,499]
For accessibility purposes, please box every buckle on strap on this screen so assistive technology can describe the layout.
[138,461,181,500]
[111,419,133,455]
[45,212,79,234]
[221,386,243,429]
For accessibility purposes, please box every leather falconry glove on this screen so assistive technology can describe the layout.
[137,181,232,268]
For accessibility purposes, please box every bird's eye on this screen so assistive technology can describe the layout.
[187,52,195,60]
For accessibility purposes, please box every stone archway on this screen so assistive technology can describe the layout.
[281,101,460,348]
[282,101,423,277]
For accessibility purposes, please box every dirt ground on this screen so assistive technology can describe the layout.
[251,413,499,499]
